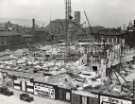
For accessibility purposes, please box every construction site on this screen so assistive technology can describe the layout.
[0,0,135,104]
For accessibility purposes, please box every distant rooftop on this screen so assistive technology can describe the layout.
[0,31,21,36]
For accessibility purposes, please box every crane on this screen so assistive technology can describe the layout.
[64,0,72,63]
[84,10,93,35]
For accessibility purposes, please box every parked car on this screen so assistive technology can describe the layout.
[0,86,14,96]
[20,93,34,102]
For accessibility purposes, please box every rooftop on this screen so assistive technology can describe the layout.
[0,31,21,36]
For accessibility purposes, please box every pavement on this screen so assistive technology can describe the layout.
[0,88,70,104]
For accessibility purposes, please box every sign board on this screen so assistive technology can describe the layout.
[66,92,71,101]
[34,83,55,99]
[100,95,132,104]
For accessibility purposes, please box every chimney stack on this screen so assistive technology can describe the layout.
[134,20,135,27]
[32,18,35,31]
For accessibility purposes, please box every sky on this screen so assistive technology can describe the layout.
[0,0,135,27]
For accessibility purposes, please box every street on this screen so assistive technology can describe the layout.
[0,88,70,104]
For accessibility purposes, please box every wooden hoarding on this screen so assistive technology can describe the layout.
[100,95,132,104]
[34,83,55,99]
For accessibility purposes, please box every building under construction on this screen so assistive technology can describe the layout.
[0,0,135,104]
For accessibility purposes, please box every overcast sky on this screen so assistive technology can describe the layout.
[0,0,135,27]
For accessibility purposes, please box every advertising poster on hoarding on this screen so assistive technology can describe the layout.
[100,96,132,104]
[0,72,3,84]
[34,83,55,99]
[82,96,87,104]
[66,92,71,101]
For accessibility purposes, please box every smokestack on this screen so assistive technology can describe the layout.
[74,11,81,24]
[134,20,135,27]
[32,18,35,31]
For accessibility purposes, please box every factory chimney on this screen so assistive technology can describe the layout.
[32,18,35,31]
[134,20,135,27]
